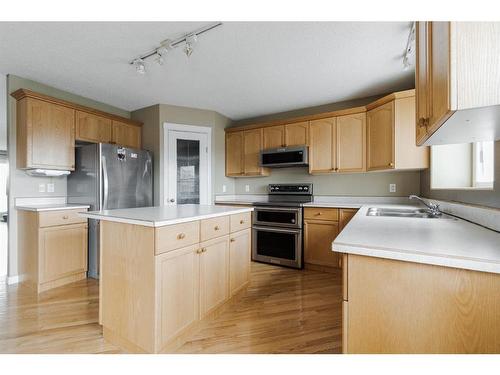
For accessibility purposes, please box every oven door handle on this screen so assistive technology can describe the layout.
[252,225,301,234]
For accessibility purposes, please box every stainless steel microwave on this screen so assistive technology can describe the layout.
[259,145,308,168]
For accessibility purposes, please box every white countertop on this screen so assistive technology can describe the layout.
[333,204,500,274]
[80,205,254,227]
[16,204,90,212]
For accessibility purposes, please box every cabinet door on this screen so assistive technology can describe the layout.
[26,98,75,170]
[156,244,200,349]
[39,223,88,283]
[336,113,366,172]
[367,101,395,171]
[76,111,112,143]
[225,131,244,176]
[309,118,336,174]
[243,128,267,176]
[199,236,229,318]
[263,126,285,149]
[304,219,340,268]
[415,22,430,145]
[427,22,452,134]
[229,229,251,296]
[285,121,309,146]
[112,120,142,149]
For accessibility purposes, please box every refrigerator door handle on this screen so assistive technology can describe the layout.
[102,157,109,210]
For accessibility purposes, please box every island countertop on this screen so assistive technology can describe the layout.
[332,204,500,274]
[79,204,254,227]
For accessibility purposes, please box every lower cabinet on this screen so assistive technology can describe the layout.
[304,207,358,271]
[199,236,230,318]
[229,228,251,296]
[18,209,88,293]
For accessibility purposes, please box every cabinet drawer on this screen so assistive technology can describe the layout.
[200,216,230,242]
[38,209,88,228]
[230,212,251,233]
[155,221,200,255]
[304,207,339,221]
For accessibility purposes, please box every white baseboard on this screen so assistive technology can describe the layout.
[7,275,20,285]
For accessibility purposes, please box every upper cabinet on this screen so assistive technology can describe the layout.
[111,120,142,149]
[12,89,143,172]
[225,129,269,177]
[76,111,112,144]
[262,121,309,150]
[16,96,75,171]
[263,126,285,149]
[366,90,429,171]
[415,22,500,145]
[309,117,336,174]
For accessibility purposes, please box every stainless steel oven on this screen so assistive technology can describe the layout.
[253,206,301,228]
[252,225,302,268]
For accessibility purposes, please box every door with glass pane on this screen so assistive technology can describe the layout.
[166,130,209,205]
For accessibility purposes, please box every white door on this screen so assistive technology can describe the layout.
[165,129,210,205]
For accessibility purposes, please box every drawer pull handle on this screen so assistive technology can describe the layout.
[239,220,244,224]
[316,212,322,216]
[177,233,186,240]
[230,238,236,242]
[62,215,69,219]
[214,225,220,231]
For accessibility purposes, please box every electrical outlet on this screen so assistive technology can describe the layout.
[47,183,55,193]
[222,184,227,193]
[389,183,396,193]
[245,185,250,193]
[38,183,46,193]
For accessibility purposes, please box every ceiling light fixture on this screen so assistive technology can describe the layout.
[402,22,416,70]
[133,58,146,74]
[130,22,222,74]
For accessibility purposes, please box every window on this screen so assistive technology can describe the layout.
[431,141,494,190]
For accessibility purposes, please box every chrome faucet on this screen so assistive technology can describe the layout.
[409,195,441,216]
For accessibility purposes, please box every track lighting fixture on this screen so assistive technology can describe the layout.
[130,22,222,74]
[402,22,416,70]
[133,58,146,74]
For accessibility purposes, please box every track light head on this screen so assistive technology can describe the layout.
[184,34,198,57]
[133,58,146,74]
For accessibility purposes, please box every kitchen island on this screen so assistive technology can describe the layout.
[333,204,500,354]
[81,205,253,353]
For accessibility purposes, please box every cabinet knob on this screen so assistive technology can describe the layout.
[214,225,220,231]
[177,233,186,240]
[62,215,69,219]
[418,117,429,128]
[316,212,322,216]
[196,248,203,254]
[202,247,207,253]
[230,238,236,242]
[239,220,244,224]
[388,162,394,167]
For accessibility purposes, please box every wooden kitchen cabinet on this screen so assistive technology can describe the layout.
[415,22,500,145]
[285,121,309,146]
[112,120,142,149]
[16,97,75,170]
[304,219,340,269]
[336,113,366,172]
[76,110,112,143]
[229,228,251,296]
[309,117,336,174]
[156,244,200,349]
[225,131,244,176]
[263,125,285,149]
[18,208,88,293]
[243,128,269,176]
[366,91,429,171]
[339,208,357,231]
[199,236,230,318]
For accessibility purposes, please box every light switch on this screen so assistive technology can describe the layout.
[389,183,396,193]
[38,183,46,193]
[222,184,227,193]
[47,183,55,193]
[245,185,250,192]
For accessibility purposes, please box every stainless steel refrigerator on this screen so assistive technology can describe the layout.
[67,143,153,278]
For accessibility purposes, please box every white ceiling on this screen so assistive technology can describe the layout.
[0,22,415,120]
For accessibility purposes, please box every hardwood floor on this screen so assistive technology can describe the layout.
[0,262,342,354]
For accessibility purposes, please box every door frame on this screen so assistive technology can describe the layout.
[162,123,212,206]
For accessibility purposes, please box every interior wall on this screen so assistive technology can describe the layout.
[421,140,500,208]
[131,103,235,205]
[234,168,421,196]
[6,75,131,280]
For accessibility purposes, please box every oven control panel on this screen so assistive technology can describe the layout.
[268,184,313,195]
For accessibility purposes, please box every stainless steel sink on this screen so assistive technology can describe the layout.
[366,207,448,219]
